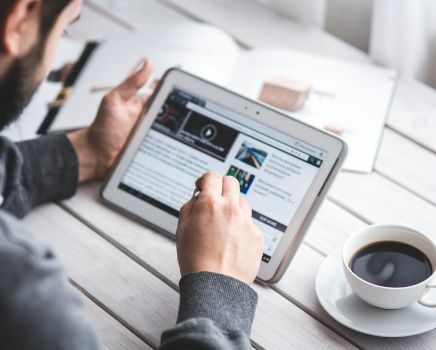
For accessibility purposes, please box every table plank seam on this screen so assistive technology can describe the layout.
[70,279,155,349]
[386,125,436,154]
[57,202,180,291]
[326,197,373,226]
[70,279,159,349]
[251,341,266,350]
[269,284,365,350]
[302,240,329,258]
[373,169,435,206]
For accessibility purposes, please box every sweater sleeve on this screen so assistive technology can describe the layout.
[159,272,258,350]
[0,211,101,350]
[0,134,78,218]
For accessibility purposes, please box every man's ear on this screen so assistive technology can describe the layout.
[2,0,41,57]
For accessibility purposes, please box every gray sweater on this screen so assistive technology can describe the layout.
[0,134,257,349]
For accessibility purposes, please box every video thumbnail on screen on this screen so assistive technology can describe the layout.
[152,90,238,161]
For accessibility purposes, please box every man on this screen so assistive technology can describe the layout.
[0,1,264,349]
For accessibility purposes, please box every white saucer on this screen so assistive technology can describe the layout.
[316,250,436,337]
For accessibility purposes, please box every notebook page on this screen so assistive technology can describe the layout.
[50,23,239,132]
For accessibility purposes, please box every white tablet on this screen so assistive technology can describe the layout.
[102,68,347,283]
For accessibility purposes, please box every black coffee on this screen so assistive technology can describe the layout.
[350,241,433,288]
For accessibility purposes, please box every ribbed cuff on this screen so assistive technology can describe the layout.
[17,134,78,209]
[177,272,258,335]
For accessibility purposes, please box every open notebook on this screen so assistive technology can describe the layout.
[48,22,397,173]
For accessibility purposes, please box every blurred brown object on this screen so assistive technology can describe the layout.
[259,77,312,112]
[323,124,345,136]
[47,63,76,83]
[47,87,72,109]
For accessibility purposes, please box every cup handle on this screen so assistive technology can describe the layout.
[418,282,436,307]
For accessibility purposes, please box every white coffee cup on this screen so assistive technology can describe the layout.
[342,224,436,309]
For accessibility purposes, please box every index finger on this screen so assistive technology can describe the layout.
[222,176,241,201]
[195,172,223,196]
[116,60,153,101]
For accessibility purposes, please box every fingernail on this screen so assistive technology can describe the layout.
[137,59,148,72]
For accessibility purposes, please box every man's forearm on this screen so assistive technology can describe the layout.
[1,135,78,218]
[67,129,102,183]
[159,272,257,350]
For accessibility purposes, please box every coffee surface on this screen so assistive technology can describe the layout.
[350,241,432,288]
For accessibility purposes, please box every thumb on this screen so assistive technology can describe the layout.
[116,60,153,101]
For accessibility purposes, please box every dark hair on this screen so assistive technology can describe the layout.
[0,0,73,46]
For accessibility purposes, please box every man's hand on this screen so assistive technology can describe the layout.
[68,60,153,182]
[176,172,264,285]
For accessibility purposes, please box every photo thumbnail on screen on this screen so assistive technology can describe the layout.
[235,141,268,169]
[226,165,255,194]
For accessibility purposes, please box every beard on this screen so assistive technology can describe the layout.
[0,43,43,131]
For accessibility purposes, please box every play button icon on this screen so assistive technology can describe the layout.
[200,124,217,141]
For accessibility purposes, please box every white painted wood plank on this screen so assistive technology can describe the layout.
[304,199,367,256]
[375,128,436,205]
[61,183,357,349]
[329,172,436,239]
[387,79,436,152]
[85,299,152,350]
[23,204,179,347]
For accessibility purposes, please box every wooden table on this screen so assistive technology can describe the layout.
[24,1,436,349]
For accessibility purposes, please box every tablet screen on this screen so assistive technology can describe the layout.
[119,89,326,262]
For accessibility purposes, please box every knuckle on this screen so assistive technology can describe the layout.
[226,175,239,186]
[102,93,114,104]
[201,194,219,212]
[226,201,240,218]
[204,171,220,180]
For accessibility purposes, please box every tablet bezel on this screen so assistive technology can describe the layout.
[101,68,347,283]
